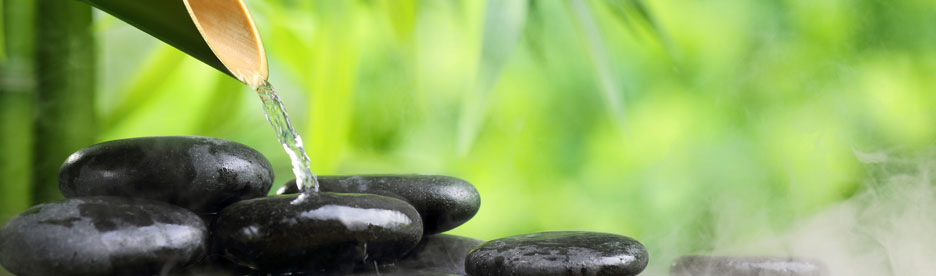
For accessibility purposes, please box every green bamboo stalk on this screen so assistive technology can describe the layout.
[0,0,35,227]
[0,0,6,63]
[32,0,96,203]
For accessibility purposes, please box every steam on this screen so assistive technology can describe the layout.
[767,148,936,275]
[653,148,936,275]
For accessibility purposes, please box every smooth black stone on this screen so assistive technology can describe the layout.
[59,136,274,214]
[278,175,480,234]
[238,270,460,276]
[365,234,483,275]
[170,255,255,276]
[0,197,208,276]
[670,256,827,276]
[213,192,423,274]
[465,231,648,276]
[352,272,461,276]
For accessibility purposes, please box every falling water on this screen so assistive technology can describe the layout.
[254,80,319,194]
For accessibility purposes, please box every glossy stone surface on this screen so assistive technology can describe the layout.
[670,256,827,276]
[465,231,648,276]
[59,136,274,214]
[365,234,483,275]
[278,175,479,234]
[0,197,207,276]
[213,192,423,274]
[352,272,460,276]
[169,255,254,276]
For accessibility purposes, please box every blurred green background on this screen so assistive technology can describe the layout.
[3,0,936,274]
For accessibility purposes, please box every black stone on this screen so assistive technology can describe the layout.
[351,272,461,276]
[169,255,255,276]
[59,136,274,214]
[213,192,423,274]
[362,234,483,275]
[278,175,479,234]
[0,196,208,276]
[465,231,648,276]
[670,256,827,276]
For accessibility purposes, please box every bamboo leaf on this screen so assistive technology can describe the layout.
[456,0,527,155]
[569,0,627,130]
[522,0,547,64]
[601,0,676,56]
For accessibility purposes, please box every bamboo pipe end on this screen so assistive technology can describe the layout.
[184,0,268,87]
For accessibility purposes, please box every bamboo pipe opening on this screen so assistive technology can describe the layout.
[184,0,268,87]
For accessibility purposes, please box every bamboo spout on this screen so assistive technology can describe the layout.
[78,0,268,85]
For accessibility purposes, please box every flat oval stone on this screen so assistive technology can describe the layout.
[278,175,480,234]
[59,136,274,214]
[0,196,207,276]
[670,256,827,276]
[352,272,460,276]
[465,231,648,276]
[213,192,423,274]
[169,256,254,276]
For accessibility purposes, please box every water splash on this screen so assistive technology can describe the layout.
[254,80,319,193]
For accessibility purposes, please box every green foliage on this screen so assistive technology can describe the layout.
[3,0,936,273]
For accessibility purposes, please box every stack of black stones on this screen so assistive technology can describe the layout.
[0,137,825,276]
[0,136,822,275]
[0,136,650,276]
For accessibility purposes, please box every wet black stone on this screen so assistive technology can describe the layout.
[351,272,460,276]
[360,234,483,275]
[213,192,423,274]
[0,197,208,276]
[278,175,480,234]
[169,255,255,276]
[670,256,827,276]
[59,136,275,215]
[465,231,648,276]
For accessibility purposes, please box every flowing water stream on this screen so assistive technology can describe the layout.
[253,80,319,194]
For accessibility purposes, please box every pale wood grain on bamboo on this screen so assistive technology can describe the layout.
[184,0,268,87]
